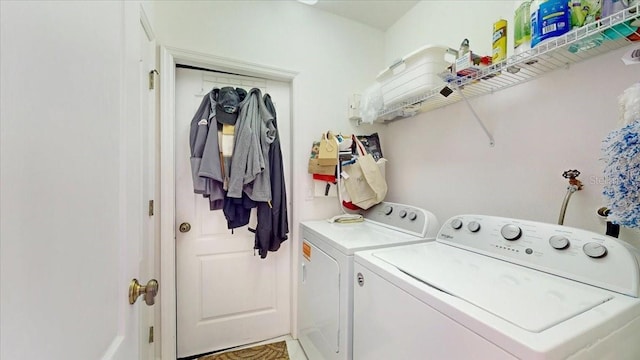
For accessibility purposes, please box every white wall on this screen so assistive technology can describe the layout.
[385,0,516,64]
[382,1,640,246]
[149,0,386,224]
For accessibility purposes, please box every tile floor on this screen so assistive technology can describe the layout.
[208,335,307,360]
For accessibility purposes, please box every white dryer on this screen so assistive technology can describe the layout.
[298,202,439,360]
[354,214,640,360]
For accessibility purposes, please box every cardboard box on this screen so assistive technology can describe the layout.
[455,52,481,77]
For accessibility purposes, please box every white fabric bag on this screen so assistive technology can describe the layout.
[342,135,387,209]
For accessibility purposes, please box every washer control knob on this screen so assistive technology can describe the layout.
[399,210,407,218]
[549,235,570,250]
[383,206,393,215]
[408,212,417,221]
[467,221,481,233]
[583,242,607,258]
[450,219,463,230]
[501,224,522,241]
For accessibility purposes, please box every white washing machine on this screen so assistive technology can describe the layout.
[354,214,640,360]
[297,202,439,360]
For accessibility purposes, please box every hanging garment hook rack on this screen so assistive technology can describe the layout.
[454,84,495,147]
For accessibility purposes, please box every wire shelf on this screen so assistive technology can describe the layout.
[376,4,640,122]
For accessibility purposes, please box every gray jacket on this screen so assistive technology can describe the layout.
[227,88,276,201]
[189,89,225,210]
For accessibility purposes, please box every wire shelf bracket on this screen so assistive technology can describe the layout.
[454,84,495,147]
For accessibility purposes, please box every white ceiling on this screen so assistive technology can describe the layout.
[310,0,419,31]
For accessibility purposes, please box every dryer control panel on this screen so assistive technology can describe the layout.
[437,215,640,297]
[363,202,439,239]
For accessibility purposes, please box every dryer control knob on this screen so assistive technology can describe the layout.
[383,206,393,215]
[501,224,522,241]
[549,235,570,250]
[408,212,418,221]
[450,219,463,230]
[583,242,607,258]
[467,221,481,233]
[399,210,407,218]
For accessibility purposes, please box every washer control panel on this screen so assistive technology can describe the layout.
[437,215,640,297]
[362,201,439,239]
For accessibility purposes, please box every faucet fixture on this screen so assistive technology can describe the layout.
[558,169,583,225]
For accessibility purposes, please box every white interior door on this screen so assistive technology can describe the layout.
[175,68,292,358]
[0,1,154,359]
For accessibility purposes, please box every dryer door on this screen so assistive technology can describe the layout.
[298,240,340,359]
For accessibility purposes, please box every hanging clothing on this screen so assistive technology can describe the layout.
[227,88,276,201]
[253,93,289,258]
[188,85,289,253]
[189,88,225,210]
[223,193,256,229]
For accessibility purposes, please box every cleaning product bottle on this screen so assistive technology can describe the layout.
[514,1,532,56]
[568,0,605,52]
[537,0,570,43]
[492,19,508,63]
[570,0,588,28]
[571,0,602,28]
[530,0,541,47]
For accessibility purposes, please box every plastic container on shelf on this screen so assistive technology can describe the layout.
[531,0,571,47]
[601,0,639,40]
[602,0,629,18]
[376,45,450,106]
[514,1,532,56]
[493,19,508,63]
[568,0,637,53]
[569,0,602,29]
[530,0,541,47]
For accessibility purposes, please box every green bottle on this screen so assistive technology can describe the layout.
[514,0,532,55]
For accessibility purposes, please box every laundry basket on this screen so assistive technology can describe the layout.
[377,44,450,106]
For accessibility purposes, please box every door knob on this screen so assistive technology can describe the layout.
[129,278,159,305]
[179,222,191,233]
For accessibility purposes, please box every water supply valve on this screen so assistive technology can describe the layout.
[562,169,583,190]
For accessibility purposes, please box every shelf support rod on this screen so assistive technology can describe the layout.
[454,84,495,147]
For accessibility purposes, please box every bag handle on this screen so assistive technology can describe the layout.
[322,131,336,152]
[352,135,367,157]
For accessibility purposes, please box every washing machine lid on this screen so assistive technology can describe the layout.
[373,242,614,333]
[302,220,427,255]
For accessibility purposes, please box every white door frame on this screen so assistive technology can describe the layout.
[139,5,159,360]
[159,46,298,359]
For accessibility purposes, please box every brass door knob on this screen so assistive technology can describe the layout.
[179,222,191,233]
[129,278,159,305]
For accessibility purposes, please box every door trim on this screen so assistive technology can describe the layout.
[159,46,298,359]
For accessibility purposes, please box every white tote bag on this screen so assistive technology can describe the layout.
[342,135,387,209]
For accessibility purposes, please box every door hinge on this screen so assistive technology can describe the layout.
[148,326,154,343]
[148,69,159,90]
[148,200,154,216]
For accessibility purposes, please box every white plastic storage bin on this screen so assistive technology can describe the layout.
[377,45,450,106]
